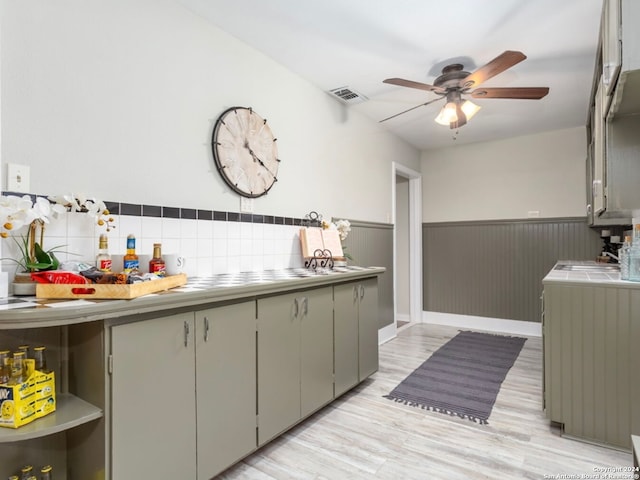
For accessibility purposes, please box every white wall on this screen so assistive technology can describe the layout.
[421,127,588,222]
[0,0,420,223]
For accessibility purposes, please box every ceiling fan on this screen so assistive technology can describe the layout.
[381,50,549,129]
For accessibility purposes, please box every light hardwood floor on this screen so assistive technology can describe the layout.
[218,323,633,479]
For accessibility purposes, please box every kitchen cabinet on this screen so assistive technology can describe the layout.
[334,283,360,396]
[587,0,640,224]
[0,323,104,480]
[601,0,621,96]
[606,0,640,118]
[591,80,606,217]
[0,267,383,479]
[542,280,640,449]
[585,153,594,225]
[357,279,380,380]
[110,301,256,480]
[257,287,334,445]
[333,278,379,396]
[194,302,256,479]
[110,312,198,479]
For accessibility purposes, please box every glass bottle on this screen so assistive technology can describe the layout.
[634,222,640,244]
[149,243,166,277]
[96,233,112,272]
[9,351,28,385]
[619,235,632,280]
[8,475,20,480]
[123,234,140,274]
[629,223,640,282]
[39,465,53,480]
[33,346,49,373]
[19,465,33,480]
[0,350,10,384]
[18,345,30,358]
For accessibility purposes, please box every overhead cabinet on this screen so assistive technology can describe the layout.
[588,0,640,224]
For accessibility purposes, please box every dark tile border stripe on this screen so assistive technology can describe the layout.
[1,191,316,226]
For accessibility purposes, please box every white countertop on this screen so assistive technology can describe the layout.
[543,260,640,287]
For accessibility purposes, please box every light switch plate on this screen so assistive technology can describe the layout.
[7,163,31,193]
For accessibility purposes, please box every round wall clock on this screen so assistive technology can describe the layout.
[211,106,280,198]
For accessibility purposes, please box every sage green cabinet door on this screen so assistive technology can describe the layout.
[110,313,197,480]
[333,283,360,397]
[358,278,379,380]
[257,292,302,445]
[195,301,256,480]
[300,287,334,417]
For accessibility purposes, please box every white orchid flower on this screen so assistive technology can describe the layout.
[334,219,351,241]
[0,195,36,233]
[31,196,55,223]
[3,192,115,241]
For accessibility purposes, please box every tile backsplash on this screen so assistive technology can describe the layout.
[0,193,307,278]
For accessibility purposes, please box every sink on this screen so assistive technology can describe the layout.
[553,263,620,272]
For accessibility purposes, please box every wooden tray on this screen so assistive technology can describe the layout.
[36,274,188,300]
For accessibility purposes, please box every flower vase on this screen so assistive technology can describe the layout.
[12,272,37,296]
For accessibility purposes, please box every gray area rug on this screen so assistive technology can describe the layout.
[384,330,527,424]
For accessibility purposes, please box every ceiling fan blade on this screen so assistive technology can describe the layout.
[470,87,550,99]
[379,96,445,123]
[461,50,527,88]
[383,77,446,94]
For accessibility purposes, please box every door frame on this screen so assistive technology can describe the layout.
[389,162,422,337]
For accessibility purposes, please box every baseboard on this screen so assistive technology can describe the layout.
[422,311,542,337]
[396,313,411,323]
[378,322,396,345]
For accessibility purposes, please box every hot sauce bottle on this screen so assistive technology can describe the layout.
[149,243,166,277]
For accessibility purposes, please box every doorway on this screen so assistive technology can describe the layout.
[390,163,422,339]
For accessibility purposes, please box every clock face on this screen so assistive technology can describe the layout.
[211,106,280,198]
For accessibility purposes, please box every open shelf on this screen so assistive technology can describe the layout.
[0,394,103,443]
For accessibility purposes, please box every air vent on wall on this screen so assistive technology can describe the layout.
[328,86,368,105]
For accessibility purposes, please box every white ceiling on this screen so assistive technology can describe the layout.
[177,0,603,151]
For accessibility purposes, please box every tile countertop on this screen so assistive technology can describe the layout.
[543,260,640,288]
[0,266,385,328]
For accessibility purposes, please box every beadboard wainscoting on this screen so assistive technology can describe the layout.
[342,220,394,329]
[422,217,603,323]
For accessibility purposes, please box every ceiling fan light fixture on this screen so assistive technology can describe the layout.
[434,102,458,126]
[434,99,481,126]
[461,100,481,119]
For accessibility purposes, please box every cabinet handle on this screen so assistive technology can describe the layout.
[293,298,299,318]
[302,297,308,317]
[184,321,190,348]
[204,317,210,342]
[353,285,358,303]
[359,284,365,300]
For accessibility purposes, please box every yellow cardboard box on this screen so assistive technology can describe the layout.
[0,360,56,429]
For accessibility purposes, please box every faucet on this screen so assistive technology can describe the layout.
[602,251,619,262]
